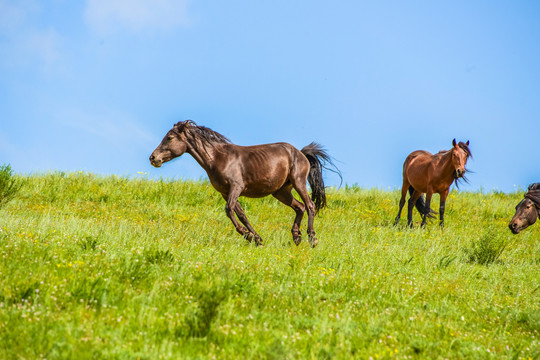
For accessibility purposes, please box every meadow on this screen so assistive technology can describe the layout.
[0,172,538,359]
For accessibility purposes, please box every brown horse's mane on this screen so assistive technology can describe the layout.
[525,183,540,215]
[174,120,231,146]
[436,142,472,158]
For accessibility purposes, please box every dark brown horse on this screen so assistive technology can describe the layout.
[149,120,340,247]
[509,183,540,234]
[394,139,472,228]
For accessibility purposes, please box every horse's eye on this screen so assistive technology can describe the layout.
[167,136,174,141]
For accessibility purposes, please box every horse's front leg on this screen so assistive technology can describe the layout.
[233,202,263,246]
[421,192,433,228]
[439,190,449,228]
[223,192,262,246]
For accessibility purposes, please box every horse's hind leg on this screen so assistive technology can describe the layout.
[420,192,433,228]
[273,186,305,245]
[407,190,422,228]
[394,180,409,225]
[292,183,318,248]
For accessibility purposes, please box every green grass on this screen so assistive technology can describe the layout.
[0,172,538,359]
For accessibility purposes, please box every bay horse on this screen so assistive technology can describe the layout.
[509,183,540,234]
[394,139,472,228]
[149,120,340,247]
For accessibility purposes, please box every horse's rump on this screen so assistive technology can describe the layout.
[403,150,434,193]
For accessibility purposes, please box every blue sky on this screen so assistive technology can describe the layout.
[1,0,539,192]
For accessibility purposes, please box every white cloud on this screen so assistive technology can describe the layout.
[0,132,17,155]
[22,28,63,67]
[0,0,37,31]
[0,0,63,71]
[57,107,158,148]
[84,0,191,35]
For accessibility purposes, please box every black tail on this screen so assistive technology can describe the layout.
[301,142,342,213]
[409,186,436,218]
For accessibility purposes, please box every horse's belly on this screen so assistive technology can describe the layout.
[241,189,275,198]
[239,161,290,197]
[240,176,289,198]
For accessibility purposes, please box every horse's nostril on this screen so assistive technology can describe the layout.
[150,155,155,161]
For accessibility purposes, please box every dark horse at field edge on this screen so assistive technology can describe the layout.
[394,139,472,228]
[150,120,340,247]
[509,183,540,234]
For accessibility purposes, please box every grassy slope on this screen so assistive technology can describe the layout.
[0,172,538,359]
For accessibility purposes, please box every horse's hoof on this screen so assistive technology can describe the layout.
[293,237,302,246]
[254,235,263,247]
[310,238,318,248]
[243,232,254,242]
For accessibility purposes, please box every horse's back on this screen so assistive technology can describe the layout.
[226,142,300,165]
[403,150,433,171]
[215,142,306,197]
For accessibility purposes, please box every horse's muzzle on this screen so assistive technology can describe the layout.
[508,221,521,234]
[149,155,162,168]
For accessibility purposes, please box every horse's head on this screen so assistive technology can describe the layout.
[509,198,538,234]
[451,139,470,179]
[509,184,540,234]
[149,121,190,168]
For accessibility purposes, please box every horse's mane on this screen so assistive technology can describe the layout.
[525,183,540,214]
[174,120,231,145]
[437,142,472,158]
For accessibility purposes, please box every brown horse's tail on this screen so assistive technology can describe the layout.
[301,142,341,213]
[409,186,437,218]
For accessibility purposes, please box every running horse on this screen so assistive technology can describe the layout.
[394,139,472,228]
[149,120,340,247]
[509,183,540,234]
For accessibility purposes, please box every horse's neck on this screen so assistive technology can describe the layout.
[186,137,219,172]
[437,151,456,182]
[528,191,540,218]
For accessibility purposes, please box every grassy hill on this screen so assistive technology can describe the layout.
[0,172,538,359]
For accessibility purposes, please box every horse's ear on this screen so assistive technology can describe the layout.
[466,140,470,146]
[174,120,187,129]
[452,138,457,147]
